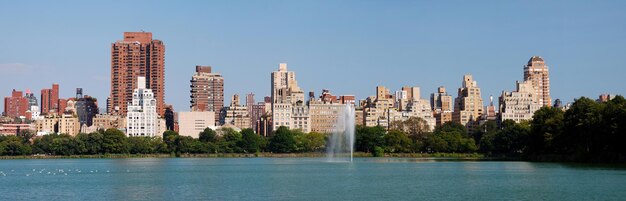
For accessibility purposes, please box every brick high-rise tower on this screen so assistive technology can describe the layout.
[524,56,551,107]
[109,32,165,116]
[190,65,224,124]
[40,83,59,115]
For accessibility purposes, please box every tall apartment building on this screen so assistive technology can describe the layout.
[251,98,271,135]
[3,89,28,119]
[430,86,454,126]
[452,74,484,126]
[524,56,551,107]
[221,94,251,129]
[40,83,59,115]
[271,63,308,132]
[126,77,159,137]
[190,65,224,124]
[246,93,255,125]
[109,32,165,116]
[75,88,99,127]
[499,81,542,123]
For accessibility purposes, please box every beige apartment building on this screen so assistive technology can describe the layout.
[524,56,551,107]
[35,114,80,136]
[499,81,542,123]
[309,97,344,134]
[363,85,435,130]
[452,75,484,126]
[270,63,309,132]
[431,86,453,126]
[221,95,251,129]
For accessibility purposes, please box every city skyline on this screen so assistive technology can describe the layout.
[2,1,626,113]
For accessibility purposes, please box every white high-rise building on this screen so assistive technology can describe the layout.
[499,81,542,123]
[270,63,309,132]
[126,77,158,137]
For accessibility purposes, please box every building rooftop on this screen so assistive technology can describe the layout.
[528,56,544,63]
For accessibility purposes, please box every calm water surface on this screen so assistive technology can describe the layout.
[0,158,625,201]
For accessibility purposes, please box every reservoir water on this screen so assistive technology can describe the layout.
[0,158,625,200]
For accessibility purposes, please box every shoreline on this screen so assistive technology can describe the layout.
[0,152,491,160]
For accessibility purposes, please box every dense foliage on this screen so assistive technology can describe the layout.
[0,96,624,162]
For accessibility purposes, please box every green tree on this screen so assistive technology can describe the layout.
[240,128,261,153]
[175,136,196,154]
[128,137,155,154]
[562,97,601,157]
[85,132,104,154]
[163,130,179,153]
[33,134,61,154]
[50,134,76,155]
[355,125,385,152]
[199,127,217,143]
[528,106,564,155]
[299,132,326,152]
[384,130,412,153]
[217,128,243,153]
[425,124,477,153]
[390,117,431,152]
[102,128,129,154]
[480,120,530,154]
[268,126,298,153]
[1,136,32,155]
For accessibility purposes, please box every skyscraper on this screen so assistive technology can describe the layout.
[109,32,165,116]
[452,74,484,126]
[524,56,551,107]
[40,83,59,115]
[271,63,308,132]
[189,65,224,124]
[126,77,158,137]
[430,86,453,126]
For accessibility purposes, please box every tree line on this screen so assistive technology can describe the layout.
[0,127,327,156]
[0,96,624,162]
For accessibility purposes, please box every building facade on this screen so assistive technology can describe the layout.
[91,114,127,132]
[177,111,215,138]
[430,86,454,126]
[221,94,251,129]
[270,63,309,132]
[524,56,551,107]
[190,65,224,124]
[34,114,80,136]
[3,89,29,119]
[74,88,99,127]
[452,74,484,126]
[499,81,542,123]
[40,83,59,115]
[126,77,159,137]
[109,32,165,116]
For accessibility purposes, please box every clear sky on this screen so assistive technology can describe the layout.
[1,0,625,112]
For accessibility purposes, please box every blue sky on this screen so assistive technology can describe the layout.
[1,0,625,112]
